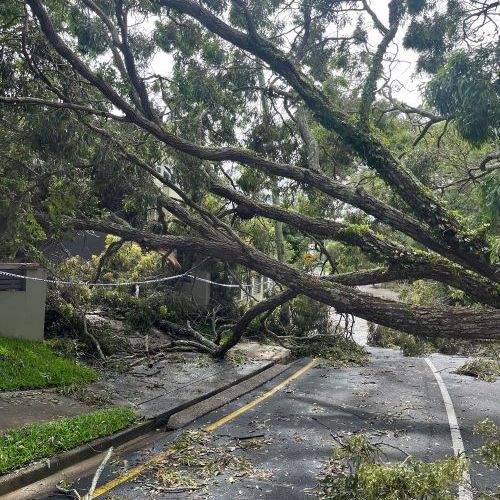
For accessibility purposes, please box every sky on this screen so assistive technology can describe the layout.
[148,1,426,108]
[370,2,425,106]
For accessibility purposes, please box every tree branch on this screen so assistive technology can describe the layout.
[56,214,500,340]
[359,0,405,124]
[20,0,497,279]
[159,0,492,276]
[0,96,128,121]
[210,184,500,307]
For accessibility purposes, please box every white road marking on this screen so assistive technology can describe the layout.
[425,357,473,500]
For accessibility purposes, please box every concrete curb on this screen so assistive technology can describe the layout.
[0,360,284,496]
[152,360,274,427]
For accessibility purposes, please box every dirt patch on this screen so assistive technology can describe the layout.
[0,390,92,433]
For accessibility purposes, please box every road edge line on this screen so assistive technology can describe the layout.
[425,357,473,500]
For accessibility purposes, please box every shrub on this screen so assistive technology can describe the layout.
[319,434,467,500]
[367,324,432,356]
[455,358,500,382]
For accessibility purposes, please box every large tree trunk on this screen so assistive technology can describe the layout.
[66,215,500,341]
[9,0,499,354]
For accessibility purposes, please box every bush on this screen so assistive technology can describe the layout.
[455,358,500,382]
[123,291,197,332]
[319,434,467,500]
[367,324,432,356]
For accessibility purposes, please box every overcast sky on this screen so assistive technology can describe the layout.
[148,1,426,109]
[371,2,425,106]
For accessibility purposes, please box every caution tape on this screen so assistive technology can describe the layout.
[0,269,254,289]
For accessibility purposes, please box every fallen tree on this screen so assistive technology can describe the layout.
[1,0,499,353]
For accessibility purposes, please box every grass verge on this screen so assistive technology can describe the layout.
[0,407,136,475]
[0,336,96,390]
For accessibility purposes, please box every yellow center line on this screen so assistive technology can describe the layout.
[205,358,318,431]
[92,358,318,498]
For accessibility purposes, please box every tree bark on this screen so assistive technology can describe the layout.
[24,0,497,280]
[63,215,500,341]
[218,289,297,355]
[211,184,500,308]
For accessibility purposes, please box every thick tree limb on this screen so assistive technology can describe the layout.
[114,0,158,122]
[218,289,298,355]
[361,0,389,34]
[159,0,492,276]
[158,320,219,354]
[211,184,500,307]
[61,215,500,341]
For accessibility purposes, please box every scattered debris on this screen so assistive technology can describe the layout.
[473,418,500,467]
[56,447,113,499]
[455,358,500,382]
[147,430,272,495]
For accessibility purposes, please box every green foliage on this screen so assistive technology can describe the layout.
[367,324,432,357]
[455,358,500,383]
[0,408,136,474]
[0,336,96,390]
[295,338,368,367]
[399,279,465,307]
[368,322,499,358]
[45,242,194,341]
[473,418,500,467]
[406,0,427,15]
[425,51,500,145]
[481,175,500,234]
[124,294,173,333]
[290,295,331,336]
[403,1,464,74]
[356,457,466,500]
[320,434,467,500]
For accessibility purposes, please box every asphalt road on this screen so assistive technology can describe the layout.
[44,333,498,500]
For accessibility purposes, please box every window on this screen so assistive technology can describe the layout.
[0,268,26,291]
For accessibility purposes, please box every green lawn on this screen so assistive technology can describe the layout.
[0,407,136,474]
[0,336,96,390]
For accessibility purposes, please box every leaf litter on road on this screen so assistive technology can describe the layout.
[143,430,273,495]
